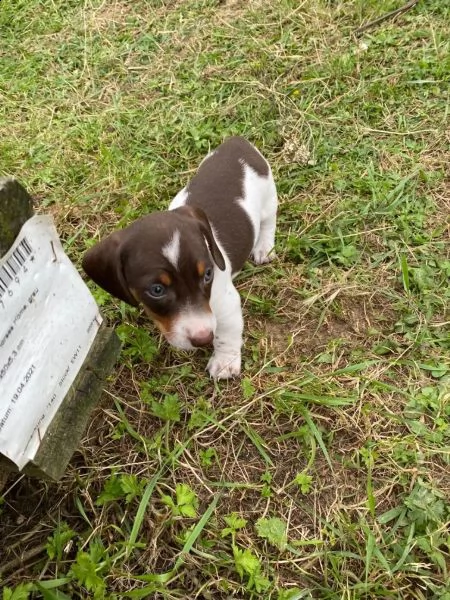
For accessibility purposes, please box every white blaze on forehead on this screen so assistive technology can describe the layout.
[162,229,181,270]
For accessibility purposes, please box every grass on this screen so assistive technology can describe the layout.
[0,0,449,598]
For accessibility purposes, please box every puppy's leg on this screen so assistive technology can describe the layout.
[252,176,278,264]
[207,279,243,380]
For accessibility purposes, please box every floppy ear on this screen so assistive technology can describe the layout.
[175,206,226,271]
[82,231,139,306]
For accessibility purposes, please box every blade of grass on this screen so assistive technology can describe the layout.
[392,523,415,573]
[366,450,375,518]
[134,493,221,585]
[331,360,379,375]
[174,492,221,570]
[279,390,356,407]
[125,440,189,559]
[365,528,375,583]
[122,584,159,598]
[240,424,274,467]
[399,253,410,292]
[299,407,332,470]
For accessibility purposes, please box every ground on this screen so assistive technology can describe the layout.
[0,0,449,599]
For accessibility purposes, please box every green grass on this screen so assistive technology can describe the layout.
[1,0,449,598]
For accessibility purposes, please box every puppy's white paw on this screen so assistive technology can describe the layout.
[207,353,241,380]
[252,243,276,265]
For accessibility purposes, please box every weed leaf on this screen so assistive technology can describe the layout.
[256,516,288,551]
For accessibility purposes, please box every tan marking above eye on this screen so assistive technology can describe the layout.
[159,272,172,286]
[197,261,206,277]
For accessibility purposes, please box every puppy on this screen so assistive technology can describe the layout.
[82,136,277,379]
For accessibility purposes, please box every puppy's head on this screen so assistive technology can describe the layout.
[82,206,225,350]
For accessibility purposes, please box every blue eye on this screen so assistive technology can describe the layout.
[148,283,166,299]
[204,267,213,284]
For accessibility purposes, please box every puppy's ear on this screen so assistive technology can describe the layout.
[82,231,139,306]
[175,206,226,271]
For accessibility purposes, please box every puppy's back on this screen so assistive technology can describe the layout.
[185,137,269,273]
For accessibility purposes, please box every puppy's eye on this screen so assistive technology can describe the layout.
[203,267,213,284]
[147,283,166,299]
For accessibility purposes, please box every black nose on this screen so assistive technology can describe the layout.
[189,331,214,347]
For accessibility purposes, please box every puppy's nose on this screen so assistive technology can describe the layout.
[189,330,214,347]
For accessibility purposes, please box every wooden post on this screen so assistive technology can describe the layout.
[0,178,34,256]
[0,177,121,486]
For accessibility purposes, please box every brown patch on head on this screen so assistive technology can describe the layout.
[159,272,172,286]
[197,261,206,277]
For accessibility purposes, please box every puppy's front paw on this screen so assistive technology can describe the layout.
[207,353,241,380]
[252,242,276,265]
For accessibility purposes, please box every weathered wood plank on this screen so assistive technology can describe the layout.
[0,177,34,256]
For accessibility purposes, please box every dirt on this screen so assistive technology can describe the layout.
[252,287,398,366]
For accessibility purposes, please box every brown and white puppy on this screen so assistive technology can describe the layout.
[82,136,277,379]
